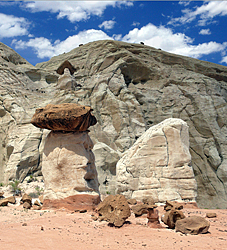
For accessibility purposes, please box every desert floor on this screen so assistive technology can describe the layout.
[0,203,226,250]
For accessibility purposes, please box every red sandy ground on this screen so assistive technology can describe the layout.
[0,205,226,250]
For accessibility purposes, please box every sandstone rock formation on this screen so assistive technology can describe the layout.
[31,102,100,210]
[147,208,164,229]
[116,118,197,203]
[31,103,97,131]
[57,68,78,90]
[175,216,210,235]
[42,131,99,198]
[161,201,186,229]
[1,40,227,208]
[96,194,131,227]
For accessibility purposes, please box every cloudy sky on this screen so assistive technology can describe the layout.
[1,1,227,66]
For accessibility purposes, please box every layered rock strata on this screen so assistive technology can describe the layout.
[116,118,197,203]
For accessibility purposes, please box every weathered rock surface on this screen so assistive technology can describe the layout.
[132,203,157,217]
[0,198,9,206]
[206,212,217,218]
[20,193,32,205]
[162,209,185,229]
[116,118,197,203]
[6,196,16,204]
[57,68,78,90]
[175,216,210,235]
[1,40,227,208]
[42,194,100,211]
[96,194,131,227]
[164,200,184,211]
[42,130,100,209]
[31,103,97,131]
[147,208,164,228]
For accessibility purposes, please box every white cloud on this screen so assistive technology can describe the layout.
[132,21,140,27]
[12,29,112,59]
[23,1,133,22]
[99,20,116,30]
[122,23,226,59]
[199,29,211,35]
[169,1,227,26]
[0,13,29,38]
[221,56,227,64]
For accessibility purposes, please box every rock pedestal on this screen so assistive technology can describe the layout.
[147,208,164,229]
[31,103,100,211]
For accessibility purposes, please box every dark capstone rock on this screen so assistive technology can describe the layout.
[31,103,97,132]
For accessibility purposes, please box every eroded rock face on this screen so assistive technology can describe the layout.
[175,216,210,235]
[57,68,78,90]
[96,194,131,227]
[31,103,97,131]
[42,131,100,209]
[116,118,197,203]
[1,40,227,208]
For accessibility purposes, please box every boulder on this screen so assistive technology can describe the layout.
[96,194,131,227]
[21,193,32,205]
[6,196,16,204]
[175,216,210,235]
[0,198,9,206]
[42,131,100,211]
[161,209,185,229]
[131,204,149,217]
[206,213,217,218]
[116,118,197,202]
[23,201,31,209]
[132,203,157,217]
[34,200,41,206]
[0,192,4,197]
[164,200,184,211]
[31,103,97,131]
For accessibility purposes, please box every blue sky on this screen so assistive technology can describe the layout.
[1,1,227,66]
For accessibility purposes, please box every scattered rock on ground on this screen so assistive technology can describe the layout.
[175,216,210,235]
[21,194,32,205]
[0,198,9,206]
[23,201,32,209]
[161,209,185,229]
[34,200,41,206]
[206,213,217,218]
[164,200,184,211]
[96,194,131,227]
[6,196,16,204]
